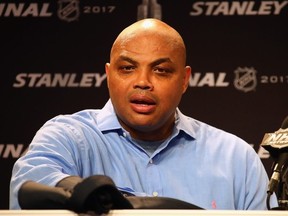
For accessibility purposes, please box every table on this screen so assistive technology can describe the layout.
[0,210,287,216]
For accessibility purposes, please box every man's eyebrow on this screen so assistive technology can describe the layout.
[150,58,172,67]
[116,56,172,66]
[117,56,138,65]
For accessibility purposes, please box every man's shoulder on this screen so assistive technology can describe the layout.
[45,103,119,132]
[42,109,102,132]
[183,116,250,148]
[54,109,100,121]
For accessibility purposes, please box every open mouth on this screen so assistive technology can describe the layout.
[129,95,156,113]
[131,99,156,106]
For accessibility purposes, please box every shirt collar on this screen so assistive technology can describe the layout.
[97,99,197,139]
[97,99,122,131]
[174,108,198,139]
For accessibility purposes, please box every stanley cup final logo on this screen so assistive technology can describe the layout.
[137,0,162,20]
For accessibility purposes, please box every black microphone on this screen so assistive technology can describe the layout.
[261,115,288,195]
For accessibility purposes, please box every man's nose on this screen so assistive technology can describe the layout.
[133,71,154,90]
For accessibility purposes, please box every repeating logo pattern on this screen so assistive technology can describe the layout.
[234,67,257,92]
[57,0,80,22]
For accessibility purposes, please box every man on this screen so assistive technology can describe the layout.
[10,18,277,210]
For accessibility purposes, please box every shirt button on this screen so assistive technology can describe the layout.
[152,191,158,197]
[149,159,153,164]
[123,132,126,137]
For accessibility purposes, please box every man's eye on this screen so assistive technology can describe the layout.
[119,66,135,72]
[154,67,172,74]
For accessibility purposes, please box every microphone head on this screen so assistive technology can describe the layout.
[281,115,288,129]
[261,116,288,159]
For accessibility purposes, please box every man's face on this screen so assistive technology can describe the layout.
[106,33,190,140]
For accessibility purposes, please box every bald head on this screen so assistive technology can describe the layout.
[105,19,191,140]
[110,19,187,65]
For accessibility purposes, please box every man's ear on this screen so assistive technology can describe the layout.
[105,63,110,88]
[182,66,191,93]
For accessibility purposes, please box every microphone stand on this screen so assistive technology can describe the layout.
[277,164,288,210]
[269,163,288,210]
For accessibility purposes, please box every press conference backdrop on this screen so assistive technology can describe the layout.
[0,0,287,210]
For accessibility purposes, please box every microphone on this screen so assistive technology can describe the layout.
[261,116,288,195]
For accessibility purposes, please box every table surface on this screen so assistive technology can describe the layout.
[0,210,287,216]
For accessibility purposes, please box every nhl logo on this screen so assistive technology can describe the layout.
[57,0,80,22]
[233,67,257,92]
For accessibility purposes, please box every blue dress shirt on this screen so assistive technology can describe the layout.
[10,99,278,210]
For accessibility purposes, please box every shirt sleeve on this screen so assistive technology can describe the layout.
[10,117,83,209]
